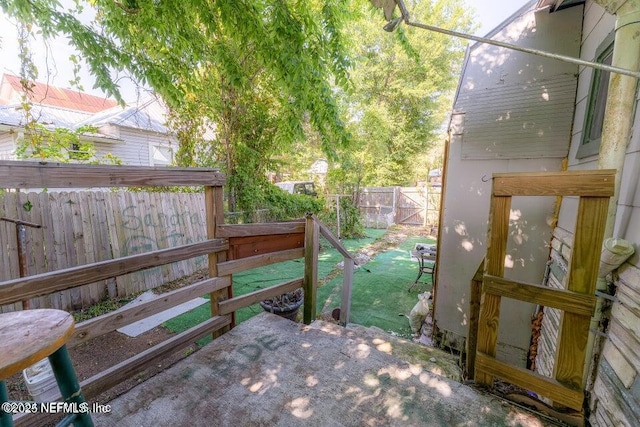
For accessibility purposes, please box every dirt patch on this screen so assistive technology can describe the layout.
[5,327,198,406]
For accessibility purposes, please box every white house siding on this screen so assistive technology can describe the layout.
[437,2,583,367]
[536,2,640,424]
[104,127,176,166]
[0,132,15,160]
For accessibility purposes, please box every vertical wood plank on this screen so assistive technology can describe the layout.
[87,192,109,299]
[554,197,609,391]
[0,192,10,283]
[206,185,232,334]
[79,192,101,304]
[105,192,127,296]
[467,260,484,380]
[38,192,58,308]
[303,215,319,324]
[476,195,511,386]
[50,193,71,309]
[92,192,116,298]
[340,257,354,326]
[69,192,91,307]
[4,191,19,279]
[26,192,45,275]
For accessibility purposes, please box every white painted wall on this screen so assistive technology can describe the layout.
[0,132,16,160]
[96,127,175,166]
[437,3,583,366]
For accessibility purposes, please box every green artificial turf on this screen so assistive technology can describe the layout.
[318,236,435,339]
[162,228,386,343]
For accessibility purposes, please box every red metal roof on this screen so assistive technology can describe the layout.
[1,74,118,113]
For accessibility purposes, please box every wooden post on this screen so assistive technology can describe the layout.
[336,195,341,240]
[475,195,511,386]
[554,197,609,391]
[467,260,484,380]
[303,214,319,324]
[423,186,428,228]
[392,187,398,225]
[205,185,233,337]
[340,257,354,326]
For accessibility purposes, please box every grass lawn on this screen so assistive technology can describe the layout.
[163,227,434,343]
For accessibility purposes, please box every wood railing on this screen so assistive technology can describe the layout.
[0,161,354,426]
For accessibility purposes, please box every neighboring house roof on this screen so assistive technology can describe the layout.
[0,103,92,128]
[78,97,169,134]
[0,74,118,113]
[0,74,172,136]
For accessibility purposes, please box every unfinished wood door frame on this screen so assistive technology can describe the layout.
[475,170,614,411]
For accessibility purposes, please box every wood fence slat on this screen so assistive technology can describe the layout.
[217,248,304,277]
[4,191,19,280]
[476,352,584,410]
[492,170,615,197]
[218,278,303,315]
[78,192,95,306]
[217,221,305,238]
[69,191,93,307]
[155,191,175,285]
[475,195,511,386]
[466,260,484,380]
[0,160,225,188]
[37,192,58,309]
[26,193,45,278]
[83,192,105,302]
[93,192,116,297]
[483,275,597,316]
[70,276,231,346]
[79,315,231,399]
[49,193,71,310]
[59,192,82,308]
[0,194,12,282]
[554,197,609,391]
[0,239,228,306]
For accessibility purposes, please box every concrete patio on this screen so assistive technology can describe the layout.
[94,313,552,426]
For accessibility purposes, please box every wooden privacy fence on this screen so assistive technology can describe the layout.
[0,190,209,312]
[357,186,441,229]
[471,170,614,412]
[0,161,355,426]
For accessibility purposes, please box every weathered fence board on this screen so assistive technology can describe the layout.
[0,191,211,312]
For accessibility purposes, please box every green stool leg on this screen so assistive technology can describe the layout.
[0,380,15,427]
[48,345,94,427]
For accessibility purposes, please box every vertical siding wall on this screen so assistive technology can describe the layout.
[0,191,207,313]
[544,2,640,424]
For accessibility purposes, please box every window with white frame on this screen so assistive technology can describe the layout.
[150,143,173,166]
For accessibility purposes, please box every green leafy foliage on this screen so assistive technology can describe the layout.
[332,1,474,190]
[318,196,365,239]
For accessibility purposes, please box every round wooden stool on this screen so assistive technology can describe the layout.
[0,309,93,427]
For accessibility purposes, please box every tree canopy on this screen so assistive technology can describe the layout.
[2,0,475,215]
[283,0,475,193]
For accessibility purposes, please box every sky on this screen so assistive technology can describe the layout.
[0,0,532,101]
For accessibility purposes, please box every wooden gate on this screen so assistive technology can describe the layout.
[396,187,426,225]
[475,170,614,411]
